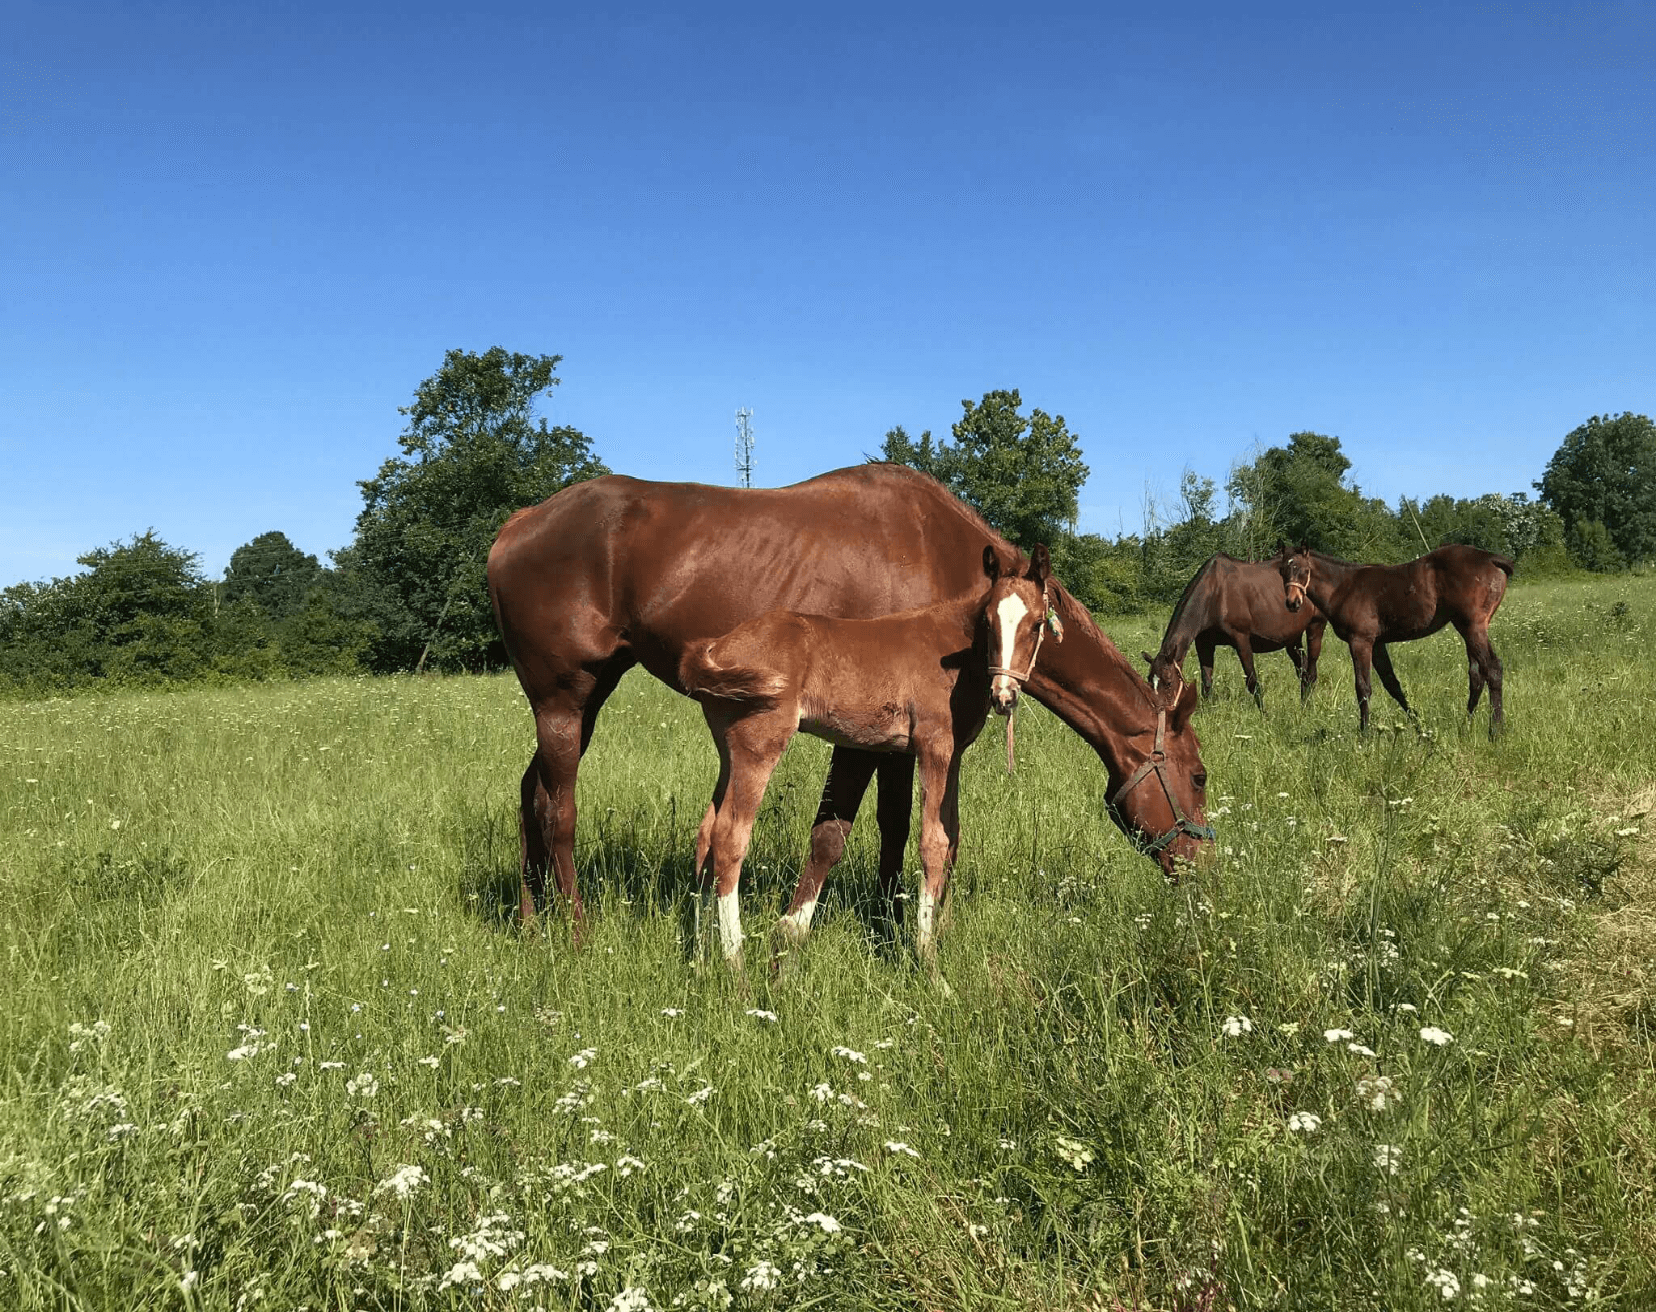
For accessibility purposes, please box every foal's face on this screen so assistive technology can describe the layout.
[985,576,1050,714]
[1280,549,1313,612]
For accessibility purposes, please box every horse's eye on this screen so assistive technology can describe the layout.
[1192,772,1207,791]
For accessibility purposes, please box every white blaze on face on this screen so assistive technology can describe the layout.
[718,890,744,961]
[992,591,1030,702]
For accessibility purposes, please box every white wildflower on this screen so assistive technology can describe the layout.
[1419,1027,1454,1047]
[375,1164,429,1199]
[830,1045,868,1063]
[1373,1143,1403,1176]
[346,1072,378,1098]
[744,1009,778,1023]
[1356,1074,1398,1111]
[1287,1111,1322,1133]
[739,1260,781,1293]
[686,1085,714,1106]
[1221,1015,1253,1038]
[569,1048,597,1069]
[884,1141,921,1158]
[1324,1028,1355,1043]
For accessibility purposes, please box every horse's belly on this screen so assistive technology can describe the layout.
[798,711,911,753]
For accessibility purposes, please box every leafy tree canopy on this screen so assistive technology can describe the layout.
[1536,412,1656,565]
[1228,431,1403,560]
[223,531,321,619]
[880,389,1089,553]
[350,347,609,672]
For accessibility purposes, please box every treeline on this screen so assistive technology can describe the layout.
[879,403,1653,614]
[3,351,1651,695]
[0,348,606,696]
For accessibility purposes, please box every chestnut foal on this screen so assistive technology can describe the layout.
[679,544,1057,970]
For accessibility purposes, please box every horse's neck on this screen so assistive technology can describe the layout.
[919,589,989,659]
[1025,588,1154,787]
[1306,553,1359,613]
[1156,566,1215,662]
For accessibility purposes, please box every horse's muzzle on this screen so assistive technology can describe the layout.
[1285,585,1305,613]
[990,680,1019,714]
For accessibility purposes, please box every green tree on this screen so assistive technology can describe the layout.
[880,391,1088,551]
[1228,431,1405,559]
[1536,412,1656,567]
[349,347,609,672]
[222,531,322,620]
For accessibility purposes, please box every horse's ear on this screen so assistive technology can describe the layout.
[1027,543,1050,586]
[1171,676,1199,733]
[983,545,1000,581]
[1141,650,1155,667]
[1275,539,1287,557]
[1296,541,1309,556]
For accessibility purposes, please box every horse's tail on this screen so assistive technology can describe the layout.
[1491,554,1516,577]
[679,643,787,705]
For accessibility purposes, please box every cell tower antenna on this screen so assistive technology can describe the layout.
[734,408,755,488]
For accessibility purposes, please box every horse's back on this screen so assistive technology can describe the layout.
[489,465,1002,701]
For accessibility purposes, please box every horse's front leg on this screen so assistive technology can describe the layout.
[1233,632,1264,710]
[1301,618,1326,701]
[913,747,957,970]
[1349,638,1375,735]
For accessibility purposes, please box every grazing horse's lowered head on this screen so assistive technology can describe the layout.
[1107,673,1210,876]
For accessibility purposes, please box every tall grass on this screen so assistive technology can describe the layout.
[2,575,1654,1310]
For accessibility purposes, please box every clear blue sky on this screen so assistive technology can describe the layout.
[3,1,1651,587]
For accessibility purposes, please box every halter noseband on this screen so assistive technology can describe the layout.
[1108,705,1217,857]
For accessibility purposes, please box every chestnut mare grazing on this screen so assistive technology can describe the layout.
[487,464,1212,951]
[679,545,1055,968]
[1143,554,1328,707]
[1276,543,1514,736]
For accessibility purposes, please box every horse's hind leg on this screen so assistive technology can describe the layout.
[773,748,879,968]
[1371,642,1415,721]
[706,718,791,971]
[518,759,550,922]
[1462,624,1504,736]
[1195,634,1218,698]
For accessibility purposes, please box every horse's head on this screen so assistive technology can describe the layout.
[1142,647,1181,692]
[1277,541,1313,613]
[981,543,1059,715]
[1109,676,1212,876]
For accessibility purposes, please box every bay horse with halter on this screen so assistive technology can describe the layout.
[1275,542,1514,736]
[487,465,1212,954]
[1142,554,1328,707]
[679,545,1057,968]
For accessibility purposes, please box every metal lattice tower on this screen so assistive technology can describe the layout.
[734,408,755,488]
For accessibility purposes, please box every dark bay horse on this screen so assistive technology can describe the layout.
[1142,554,1328,706]
[487,464,1212,948]
[1276,543,1513,736]
[680,546,1054,967]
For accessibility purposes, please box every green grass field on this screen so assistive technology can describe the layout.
[3,575,1655,1310]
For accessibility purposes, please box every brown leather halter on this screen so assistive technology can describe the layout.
[1108,706,1216,856]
